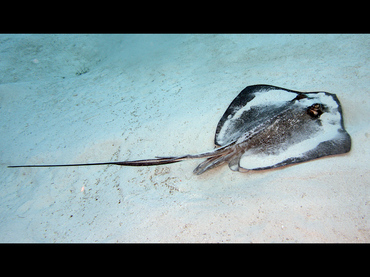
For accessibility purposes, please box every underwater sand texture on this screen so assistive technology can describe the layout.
[0,34,369,242]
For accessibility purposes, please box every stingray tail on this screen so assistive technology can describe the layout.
[8,141,238,174]
[113,156,186,166]
[7,156,186,168]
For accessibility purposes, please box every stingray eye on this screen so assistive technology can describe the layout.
[307,103,324,118]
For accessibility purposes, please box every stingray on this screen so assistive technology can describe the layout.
[8,84,351,175]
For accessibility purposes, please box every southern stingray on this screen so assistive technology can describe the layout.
[8,84,351,175]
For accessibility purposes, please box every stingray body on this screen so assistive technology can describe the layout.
[8,85,351,175]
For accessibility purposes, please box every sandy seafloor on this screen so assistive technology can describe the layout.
[0,34,369,242]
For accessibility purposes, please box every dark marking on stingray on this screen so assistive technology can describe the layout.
[8,85,351,175]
